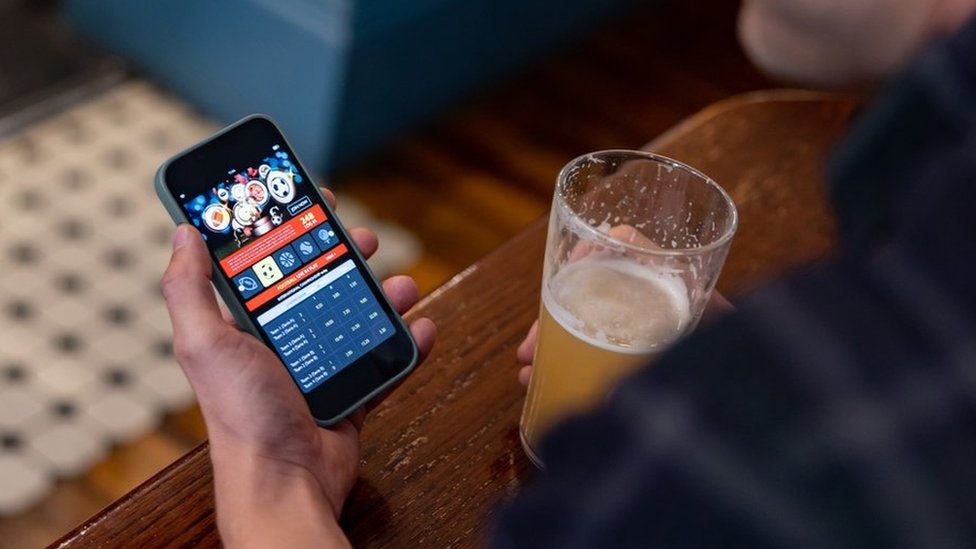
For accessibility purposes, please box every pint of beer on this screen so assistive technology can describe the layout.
[520,150,737,468]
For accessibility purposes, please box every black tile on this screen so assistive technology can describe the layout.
[103,304,132,325]
[59,218,90,240]
[105,195,133,217]
[55,272,86,294]
[9,242,39,264]
[153,339,173,358]
[18,189,45,210]
[104,368,130,387]
[105,248,133,269]
[53,332,83,353]
[147,128,172,151]
[51,400,77,418]
[1,432,22,451]
[2,363,27,382]
[5,299,34,320]
[104,147,132,170]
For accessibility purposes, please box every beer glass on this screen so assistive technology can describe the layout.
[520,150,737,468]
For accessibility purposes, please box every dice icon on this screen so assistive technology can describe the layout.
[253,256,284,287]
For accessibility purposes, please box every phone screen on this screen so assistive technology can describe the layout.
[160,117,415,420]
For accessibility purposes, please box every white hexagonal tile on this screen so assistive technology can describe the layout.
[0,455,50,515]
[29,422,107,477]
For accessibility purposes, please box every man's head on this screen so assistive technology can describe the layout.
[738,0,976,88]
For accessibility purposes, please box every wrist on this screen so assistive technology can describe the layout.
[210,439,336,511]
[209,442,348,548]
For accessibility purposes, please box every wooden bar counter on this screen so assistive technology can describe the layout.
[54,91,857,548]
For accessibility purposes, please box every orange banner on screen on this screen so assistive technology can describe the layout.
[245,244,349,311]
[220,204,328,277]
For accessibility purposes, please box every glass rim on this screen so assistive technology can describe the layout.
[555,149,739,257]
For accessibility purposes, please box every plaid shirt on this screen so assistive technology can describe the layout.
[493,16,976,549]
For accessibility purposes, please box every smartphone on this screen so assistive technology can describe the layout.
[155,115,418,426]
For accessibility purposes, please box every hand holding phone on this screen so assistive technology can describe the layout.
[161,211,435,544]
[156,115,422,425]
[156,116,437,543]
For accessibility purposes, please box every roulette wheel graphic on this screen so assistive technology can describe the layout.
[233,199,261,226]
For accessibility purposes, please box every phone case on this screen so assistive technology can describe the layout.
[154,114,418,426]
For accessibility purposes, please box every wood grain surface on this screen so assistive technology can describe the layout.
[53,91,857,548]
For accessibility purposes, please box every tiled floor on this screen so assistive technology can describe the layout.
[0,83,208,514]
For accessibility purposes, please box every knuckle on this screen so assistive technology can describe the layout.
[172,337,201,364]
[173,327,235,367]
[160,268,183,302]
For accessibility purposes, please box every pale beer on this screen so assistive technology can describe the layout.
[520,255,691,461]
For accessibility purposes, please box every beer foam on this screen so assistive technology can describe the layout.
[543,255,691,353]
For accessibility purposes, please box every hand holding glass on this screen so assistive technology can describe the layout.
[520,150,738,468]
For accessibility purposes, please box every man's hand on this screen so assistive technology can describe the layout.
[161,189,435,548]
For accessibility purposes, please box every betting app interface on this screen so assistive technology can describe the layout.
[179,146,395,393]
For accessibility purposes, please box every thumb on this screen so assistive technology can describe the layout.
[161,224,228,359]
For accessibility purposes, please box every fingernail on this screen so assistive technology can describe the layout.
[172,225,191,250]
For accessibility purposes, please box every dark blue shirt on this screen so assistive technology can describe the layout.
[494,16,976,549]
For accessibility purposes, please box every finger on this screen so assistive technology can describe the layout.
[607,224,655,247]
[568,240,595,262]
[319,186,337,209]
[161,225,228,351]
[567,225,653,262]
[516,321,538,364]
[382,276,419,315]
[409,317,436,361]
[361,317,437,416]
[350,227,378,259]
[346,408,367,431]
[518,365,532,387]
